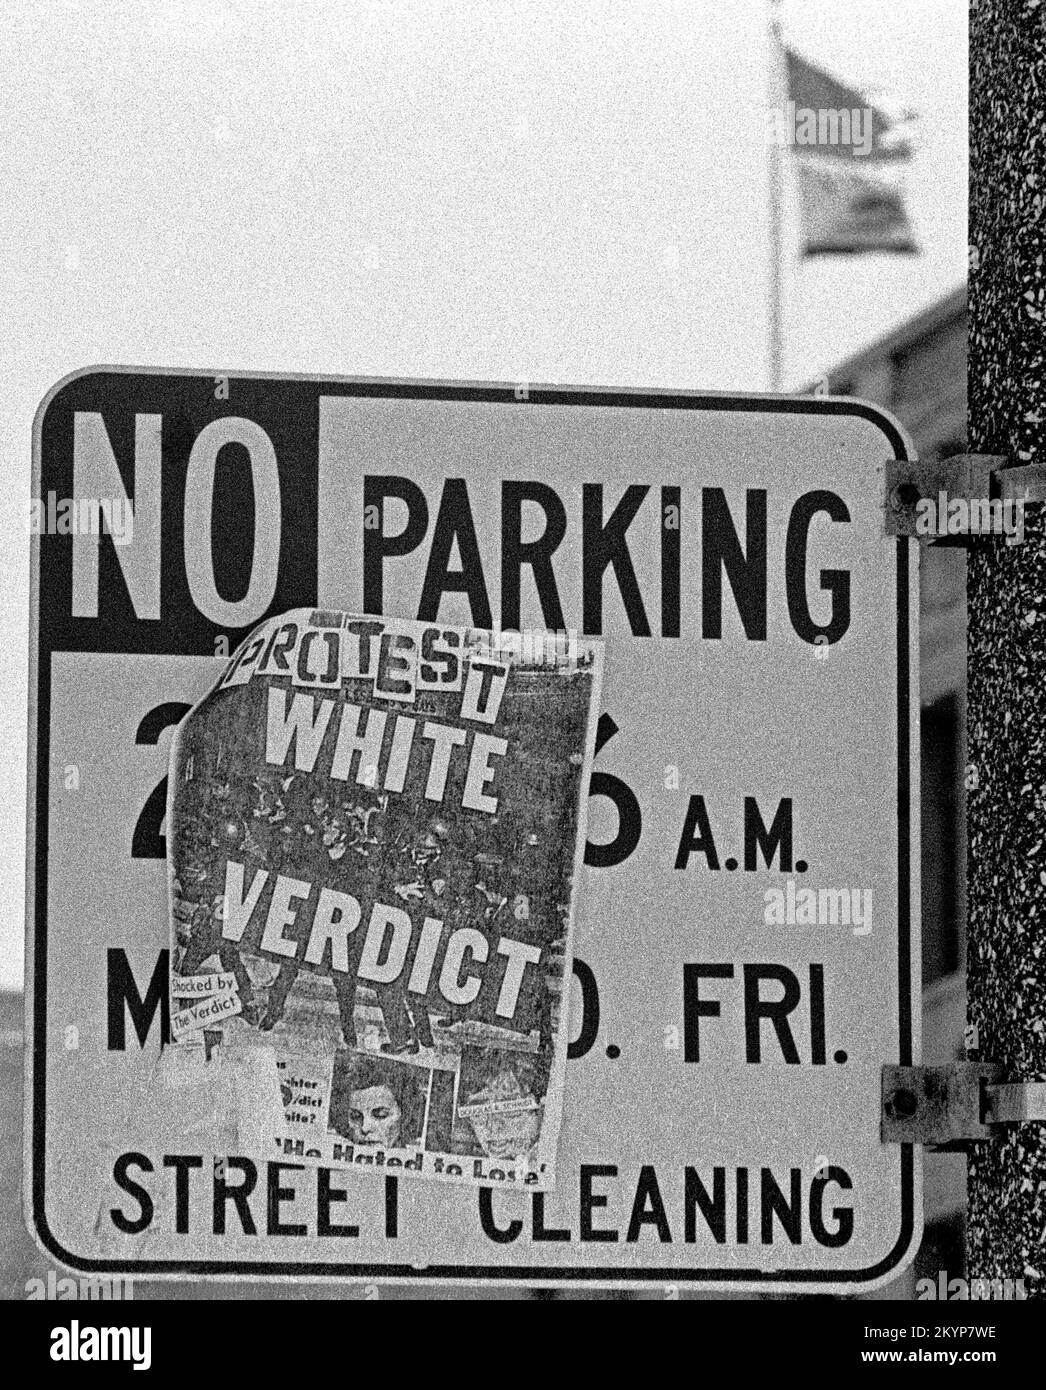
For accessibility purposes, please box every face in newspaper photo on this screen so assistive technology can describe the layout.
[167,609,603,1189]
[451,1049,549,1164]
[327,1050,428,1149]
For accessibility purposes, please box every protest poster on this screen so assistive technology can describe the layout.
[168,608,602,1189]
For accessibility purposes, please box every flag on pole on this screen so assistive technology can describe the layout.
[780,47,918,256]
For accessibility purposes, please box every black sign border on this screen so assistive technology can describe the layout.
[27,368,916,1288]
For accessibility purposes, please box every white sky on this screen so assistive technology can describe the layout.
[0,0,966,989]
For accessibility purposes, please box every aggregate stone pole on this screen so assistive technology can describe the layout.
[966,0,1046,1295]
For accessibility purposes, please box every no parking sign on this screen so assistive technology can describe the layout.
[27,368,919,1289]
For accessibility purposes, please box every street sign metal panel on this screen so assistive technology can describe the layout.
[27,369,920,1290]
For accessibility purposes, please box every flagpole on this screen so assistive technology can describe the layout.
[767,0,785,392]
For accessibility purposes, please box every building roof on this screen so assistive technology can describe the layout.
[807,284,967,392]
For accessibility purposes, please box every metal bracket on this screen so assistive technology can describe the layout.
[984,1081,1046,1124]
[882,1064,1002,1148]
[882,1064,1046,1149]
[882,454,1046,544]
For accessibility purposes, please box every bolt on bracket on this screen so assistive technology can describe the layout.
[882,1064,1046,1149]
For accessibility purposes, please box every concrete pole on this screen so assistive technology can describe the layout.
[966,0,1046,1295]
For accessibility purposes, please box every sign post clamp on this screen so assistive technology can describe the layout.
[882,453,1046,543]
[882,1063,1046,1150]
